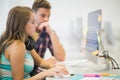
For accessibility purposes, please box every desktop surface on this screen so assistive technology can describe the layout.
[46,69,120,80]
[46,59,120,80]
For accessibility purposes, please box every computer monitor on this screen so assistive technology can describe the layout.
[86,9,102,56]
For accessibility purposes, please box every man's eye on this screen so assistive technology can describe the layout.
[40,14,45,17]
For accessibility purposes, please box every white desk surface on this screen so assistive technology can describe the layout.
[46,69,120,80]
[46,77,120,80]
[46,59,120,80]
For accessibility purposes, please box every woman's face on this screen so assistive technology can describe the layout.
[25,12,36,36]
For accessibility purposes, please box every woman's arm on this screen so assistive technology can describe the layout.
[26,48,68,80]
[5,41,26,80]
[5,41,62,80]
[26,66,68,80]
[26,68,56,80]
[30,49,54,69]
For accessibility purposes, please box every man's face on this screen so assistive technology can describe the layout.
[35,8,50,25]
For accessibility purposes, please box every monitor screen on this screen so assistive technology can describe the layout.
[86,9,102,56]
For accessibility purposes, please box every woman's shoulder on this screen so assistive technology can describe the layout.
[6,40,26,53]
[4,40,26,60]
[10,40,25,48]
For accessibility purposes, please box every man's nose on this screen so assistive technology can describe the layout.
[44,17,49,21]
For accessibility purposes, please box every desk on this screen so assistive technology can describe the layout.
[46,59,120,80]
[46,77,120,80]
[46,69,120,80]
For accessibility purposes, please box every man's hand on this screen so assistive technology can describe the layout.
[37,22,52,34]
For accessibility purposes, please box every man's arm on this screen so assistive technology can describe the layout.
[49,31,65,61]
[37,22,65,61]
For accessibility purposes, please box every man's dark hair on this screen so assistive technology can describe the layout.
[32,0,51,12]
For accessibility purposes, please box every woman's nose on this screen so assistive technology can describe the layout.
[35,23,38,28]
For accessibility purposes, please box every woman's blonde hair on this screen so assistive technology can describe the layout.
[0,6,33,62]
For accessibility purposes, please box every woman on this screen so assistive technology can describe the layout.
[0,6,68,80]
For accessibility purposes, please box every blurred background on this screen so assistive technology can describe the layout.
[0,0,120,65]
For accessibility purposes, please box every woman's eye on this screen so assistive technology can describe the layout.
[32,21,35,24]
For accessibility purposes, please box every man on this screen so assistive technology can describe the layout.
[30,0,65,76]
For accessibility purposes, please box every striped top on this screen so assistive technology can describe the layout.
[0,51,34,80]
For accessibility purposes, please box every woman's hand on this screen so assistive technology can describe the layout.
[46,57,58,64]
[44,65,69,77]
[28,65,69,80]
